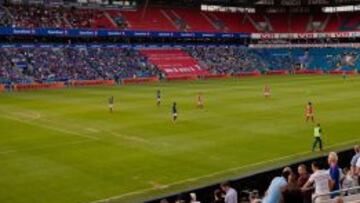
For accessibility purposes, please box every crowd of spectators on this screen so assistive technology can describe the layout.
[1,4,122,29]
[183,47,359,74]
[160,146,360,203]
[185,46,266,74]
[0,46,359,85]
[86,47,159,79]
[0,47,158,84]
[7,5,68,28]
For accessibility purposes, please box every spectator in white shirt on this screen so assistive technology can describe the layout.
[189,193,201,203]
[302,161,333,203]
[350,145,360,174]
[356,156,360,176]
[220,182,238,203]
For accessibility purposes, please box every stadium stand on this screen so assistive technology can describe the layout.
[0,46,160,84]
[140,48,209,78]
[115,7,177,31]
[153,148,360,203]
[0,4,359,32]
[0,46,358,84]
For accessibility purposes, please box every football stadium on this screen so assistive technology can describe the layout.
[0,0,360,203]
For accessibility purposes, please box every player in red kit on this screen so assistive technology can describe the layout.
[264,84,271,98]
[197,92,204,108]
[305,102,314,122]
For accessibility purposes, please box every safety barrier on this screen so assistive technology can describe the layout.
[312,186,360,203]
[166,75,198,81]
[122,77,159,85]
[295,70,324,75]
[266,70,289,75]
[203,74,230,79]
[233,70,261,77]
[70,80,115,87]
[0,84,4,92]
[13,82,65,91]
[329,70,358,75]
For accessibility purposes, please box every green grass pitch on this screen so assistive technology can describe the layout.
[0,76,360,203]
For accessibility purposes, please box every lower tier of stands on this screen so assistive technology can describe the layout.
[0,45,359,86]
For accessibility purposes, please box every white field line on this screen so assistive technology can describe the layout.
[0,140,93,155]
[107,131,152,144]
[89,138,360,203]
[0,114,99,140]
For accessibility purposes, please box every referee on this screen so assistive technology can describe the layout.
[312,123,323,151]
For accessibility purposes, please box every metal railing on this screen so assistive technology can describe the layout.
[312,186,360,203]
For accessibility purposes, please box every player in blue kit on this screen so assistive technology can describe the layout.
[172,102,177,123]
[156,89,161,107]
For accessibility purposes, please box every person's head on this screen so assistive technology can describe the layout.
[298,164,308,175]
[308,102,312,106]
[311,161,322,172]
[334,197,344,203]
[282,167,292,181]
[343,167,350,176]
[173,102,176,106]
[317,123,320,127]
[354,145,360,153]
[328,151,338,165]
[189,193,196,201]
[160,199,169,203]
[220,181,231,192]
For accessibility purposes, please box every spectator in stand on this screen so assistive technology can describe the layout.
[341,167,358,195]
[212,189,225,203]
[356,155,360,176]
[350,145,360,174]
[189,192,201,203]
[328,152,341,196]
[281,172,303,203]
[159,199,169,203]
[297,164,312,203]
[262,167,292,203]
[220,182,237,203]
[302,161,333,203]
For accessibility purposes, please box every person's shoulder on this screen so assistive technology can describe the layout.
[356,157,360,167]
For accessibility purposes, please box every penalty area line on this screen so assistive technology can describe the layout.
[0,114,100,140]
[0,140,94,155]
[89,137,360,203]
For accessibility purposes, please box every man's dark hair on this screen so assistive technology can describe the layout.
[220,181,231,188]
[312,161,322,169]
[299,164,306,169]
[282,170,291,180]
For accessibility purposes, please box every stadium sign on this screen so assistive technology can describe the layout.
[0,27,250,39]
[251,31,360,39]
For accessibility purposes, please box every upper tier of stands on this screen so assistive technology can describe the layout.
[0,46,358,84]
[0,5,359,33]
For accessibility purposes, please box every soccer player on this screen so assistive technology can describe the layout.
[342,71,347,80]
[305,102,314,122]
[312,123,323,151]
[264,84,271,98]
[156,89,161,107]
[197,92,204,108]
[172,102,177,123]
[108,96,114,113]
